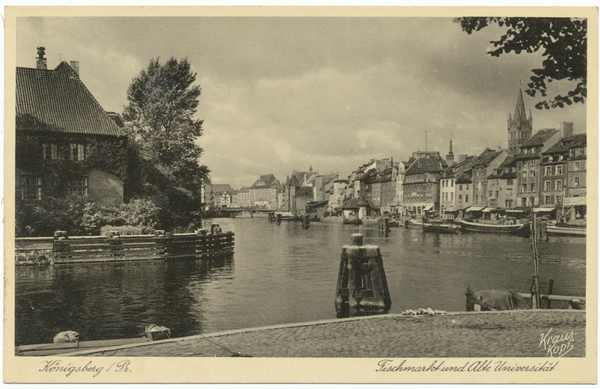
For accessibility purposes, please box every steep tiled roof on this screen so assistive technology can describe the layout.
[472,148,502,168]
[522,129,559,147]
[455,169,473,184]
[212,184,233,193]
[288,175,301,187]
[16,62,124,137]
[251,174,279,188]
[543,133,587,155]
[488,155,517,179]
[294,186,313,198]
[405,155,446,176]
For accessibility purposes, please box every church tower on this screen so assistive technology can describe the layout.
[507,86,532,155]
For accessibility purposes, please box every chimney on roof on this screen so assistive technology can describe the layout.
[70,61,80,77]
[559,122,574,138]
[446,140,455,167]
[36,46,47,70]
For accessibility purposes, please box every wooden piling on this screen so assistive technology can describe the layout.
[546,279,554,309]
[335,234,391,317]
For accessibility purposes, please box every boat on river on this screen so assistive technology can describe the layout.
[274,211,298,221]
[407,219,423,228]
[423,221,460,234]
[546,224,586,237]
[459,219,530,236]
[388,219,401,228]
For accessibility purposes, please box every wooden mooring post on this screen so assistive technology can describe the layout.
[378,217,389,232]
[335,233,391,317]
[301,214,310,229]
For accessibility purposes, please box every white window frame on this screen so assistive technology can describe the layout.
[69,176,89,196]
[20,175,42,200]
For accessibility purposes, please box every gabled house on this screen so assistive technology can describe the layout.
[515,127,565,207]
[16,47,127,206]
[540,132,586,216]
[293,186,314,213]
[220,190,234,207]
[402,151,447,216]
[249,174,280,209]
[440,154,476,218]
[328,178,348,213]
[471,148,508,208]
[487,154,518,210]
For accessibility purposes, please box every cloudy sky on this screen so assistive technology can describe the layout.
[15,14,588,189]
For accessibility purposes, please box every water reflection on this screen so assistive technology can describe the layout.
[15,218,585,346]
[16,255,233,345]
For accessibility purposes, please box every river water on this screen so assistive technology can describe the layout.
[15,217,586,346]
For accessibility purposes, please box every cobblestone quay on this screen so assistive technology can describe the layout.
[63,310,585,358]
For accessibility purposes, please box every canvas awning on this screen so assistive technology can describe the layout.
[533,207,556,213]
[482,207,497,213]
[444,206,458,212]
[466,206,485,212]
[506,207,531,213]
[563,197,586,206]
[423,205,434,211]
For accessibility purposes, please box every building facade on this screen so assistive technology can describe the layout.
[249,174,280,209]
[402,151,447,216]
[16,48,127,207]
[515,128,564,207]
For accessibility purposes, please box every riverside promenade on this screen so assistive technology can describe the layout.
[62,310,586,358]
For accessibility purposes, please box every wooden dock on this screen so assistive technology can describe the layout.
[16,229,234,265]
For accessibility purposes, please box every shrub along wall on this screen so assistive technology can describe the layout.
[16,197,161,237]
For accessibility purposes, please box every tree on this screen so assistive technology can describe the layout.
[123,57,210,229]
[455,17,587,109]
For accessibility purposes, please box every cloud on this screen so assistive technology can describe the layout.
[16,16,588,189]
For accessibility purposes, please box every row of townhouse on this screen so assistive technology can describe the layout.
[438,124,586,220]
[214,166,338,211]
[332,125,584,222]
[200,183,234,209]
[335,158,407,218]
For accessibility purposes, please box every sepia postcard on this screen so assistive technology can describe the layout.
[3,5,597,384]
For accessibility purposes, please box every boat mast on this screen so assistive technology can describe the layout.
[530,213,541,308]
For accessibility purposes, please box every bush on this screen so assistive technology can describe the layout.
[82,198,160,235]
[16,197,162,237]
[16,195,88,237]
[100,225,154,236]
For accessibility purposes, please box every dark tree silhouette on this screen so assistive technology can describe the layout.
[123,57,210,229]
[455,17,587,109]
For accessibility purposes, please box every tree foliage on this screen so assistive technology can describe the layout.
[123,57,210,227]
[455,17,587,109]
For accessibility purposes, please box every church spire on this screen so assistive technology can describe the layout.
[513,87,527,123]
[448,139,453,155]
